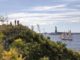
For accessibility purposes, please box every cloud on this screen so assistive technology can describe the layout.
[7,10,80,26]
[7,13,62,25]
[31,4,66,11]
[21,4,78,13]
[6,3,80,26]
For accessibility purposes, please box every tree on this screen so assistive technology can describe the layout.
[17,20,20,25]
[2,48,25,60]
[0,16,8,24]
[15,20,17,25]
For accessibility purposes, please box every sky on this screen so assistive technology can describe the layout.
[0,0,80,33]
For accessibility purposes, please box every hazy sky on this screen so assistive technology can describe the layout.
[0,0,80,32]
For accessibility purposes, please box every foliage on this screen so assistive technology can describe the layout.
[2,48,24,60]
[0,24,80,60]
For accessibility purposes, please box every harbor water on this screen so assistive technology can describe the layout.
[45,34,80,51]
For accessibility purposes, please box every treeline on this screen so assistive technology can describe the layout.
[0,24,80,60]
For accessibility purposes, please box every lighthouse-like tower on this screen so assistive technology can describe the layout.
[55,26,57,34]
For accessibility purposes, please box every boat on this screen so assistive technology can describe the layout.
[60,31,72,41]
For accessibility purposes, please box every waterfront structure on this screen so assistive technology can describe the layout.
[55,26,57,34]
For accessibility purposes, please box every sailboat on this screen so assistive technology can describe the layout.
[60,31,72,41]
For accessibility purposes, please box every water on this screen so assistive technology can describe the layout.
[44,34,80,51]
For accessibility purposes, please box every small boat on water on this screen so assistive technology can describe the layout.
[60,31,72,41]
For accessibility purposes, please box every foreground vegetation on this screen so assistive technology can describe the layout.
[0,24,80,60]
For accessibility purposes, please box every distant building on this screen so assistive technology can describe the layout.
[55,26,57,34]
